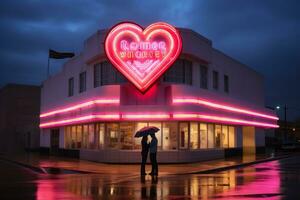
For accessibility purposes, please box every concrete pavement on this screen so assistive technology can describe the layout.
[0,152,292,176]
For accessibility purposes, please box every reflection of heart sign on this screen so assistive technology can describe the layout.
[105,22,182,93]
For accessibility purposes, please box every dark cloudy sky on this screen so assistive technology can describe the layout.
[0,0,299,120]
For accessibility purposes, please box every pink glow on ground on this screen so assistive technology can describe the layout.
[40,99,119,118]
[173,98,278,120]
[217,161,281,200]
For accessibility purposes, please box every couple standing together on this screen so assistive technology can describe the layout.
[141,133,158,176]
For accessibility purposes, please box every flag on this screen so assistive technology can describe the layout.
[49,49,75,59]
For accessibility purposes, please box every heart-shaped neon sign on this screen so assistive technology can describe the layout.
[105,22,182,93]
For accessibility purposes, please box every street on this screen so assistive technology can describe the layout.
[0,156,300,199]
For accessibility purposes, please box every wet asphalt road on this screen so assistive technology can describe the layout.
[0,155,300,200]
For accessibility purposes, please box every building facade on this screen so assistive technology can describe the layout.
[40,26,278,163]
[0,84,40,153]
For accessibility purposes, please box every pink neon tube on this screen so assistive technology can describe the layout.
[173,98,278,120]
[173,113,279,128]
[40,114,120,128]
[122,113,170,119]
[40,99,119,118]
[40,113,278,129]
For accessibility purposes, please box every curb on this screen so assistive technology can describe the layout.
[0,156,46,174]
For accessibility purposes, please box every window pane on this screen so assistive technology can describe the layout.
[222,126,229,148]
[68,77,74,96]
[179,122,188,149]
[200,65,208,89]
[96,123,105,149]
[163,59,184,83]
[207,124,214,148]
[88,124,95,149]
[65,126,71,148]
[224,75,229,93]
[106,123,119,148]
[71,126,76,148]
[162,122,178,150]
[120,122,134,150]
[200,123,208,149]
[215,125,222,148]
[190,122,199,149]
[94,63,101,88]
[229,126,235,148]
[184,60,192,85]
[82,125,88,149]
[149,122,162,150]
[100,61,127,85]
[77,125,82,148]
[213,71,219,90]
[79,71,86,93]
[134,122,148,149]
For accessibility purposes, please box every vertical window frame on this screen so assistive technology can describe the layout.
[200,65,208,89]
[224,74,229,93]
[68,77,74,97]
[213,70,219,90]
[79,71,86,93]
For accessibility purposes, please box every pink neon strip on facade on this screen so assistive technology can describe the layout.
[40,99,119,118]
[122,114,170,119]
[173,98,278,120]
[173,113,279,128]
[40,114,120,128]
[40,112,278,129]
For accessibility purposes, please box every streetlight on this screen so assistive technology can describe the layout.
[274,104,288,141]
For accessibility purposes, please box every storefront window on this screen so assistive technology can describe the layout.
[65,127,71,148]
[120,122,134,149]
[96,123,105,149]
[228,126,235,148]
[215,125,222,148]
[222,125,229,148]
[190,122,199,149]
[200,123,208,149]
[106,123,119,148]
[71,126,76,148]
[63,122,236,151]
[149,122,162,150]
[82,125,88,149]
[88,124,95,149]
[179,123,188,149]
[134,122,148,149]
[162,122,177,150]
[77,125,82,148]
[207,124,214,148]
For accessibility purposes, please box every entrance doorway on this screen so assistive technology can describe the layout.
[50,129,60,154]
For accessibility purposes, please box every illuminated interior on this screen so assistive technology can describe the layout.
[64,121,236,150]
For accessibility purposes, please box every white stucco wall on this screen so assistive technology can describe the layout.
[40,129,50,147]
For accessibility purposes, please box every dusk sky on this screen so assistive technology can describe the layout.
[0,0,299,120]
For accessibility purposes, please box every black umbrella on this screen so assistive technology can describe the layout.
[134,126,160,138]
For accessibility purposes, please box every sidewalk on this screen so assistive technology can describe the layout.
[0,152,292,176]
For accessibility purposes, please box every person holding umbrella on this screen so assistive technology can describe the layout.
[149,133,158,176]
[140,135,149,175]
[135,126,159,176]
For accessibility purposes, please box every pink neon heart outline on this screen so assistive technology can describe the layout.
[105,22,182,93]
